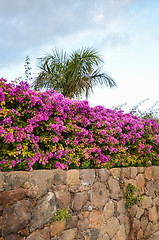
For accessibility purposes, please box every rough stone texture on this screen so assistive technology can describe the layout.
[3,172,29,190]
[149,206,158,222]
[145,167,152,180]
[90,182,109,208]
[89,210,103,228]
[153,197,159,206]
[136,173,145,194]
[0,166,159,240]
[108,177,121,200]
[113,225,126,240]
[103,200,114,221]
[54,185,71,209]
[72,191,88,211]
[119,214,130,236]
[80,169,95,185]
[25,170,54,198]
[152,166,159,181]
[52,170,66,185]
[110,168,121,179]
[67,170,79,186]
[141,196,152,209]
[105,217,120,239]
[30,192,56,232]
[146,181,156,198]
[66,215,78,229]
[58,228,77,240]
[5,234,25,240]
[2,199,32,236]
[26,226,50,240]
[117,199,126,215]
[136,206,144,219]
[141,216,148,231]
[98,169,109,183]
[77,218,89,231]
[130,167,138,179]
[121,167,131,179]
[0,188,26,206]
[50,221,65,237]
[0,173,4,191]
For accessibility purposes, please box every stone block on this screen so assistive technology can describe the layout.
[66,215,78,229]
[117,199,126,215]
[152,166,159,182]
[26,226,50,240]
[132,218,141,233]
[104,217,120,239]
[121,168,130,179]
[103,200,114,221]
[5,234,25,240]
[138,167,145,173]
[137,229,143,240]
[58,228,77,240]
[110,168,121,179]
[130,167,138,179]
[136,206,144,219]
[54,185,71,209]
[0,188,26,206]
[145,222,153,237]
[80,169,95,185]
[153,197,159,206]
[154,180,159,192]
[108,177,121,200]
[84,228,99,240]
[118,214,130,236]
[89,210,103,228]
[113,225,126,240]
[72,191,88,211]
[99,233,110,240]
[3,172,29,190]
[30,192,56,232]
[67,170,79,186]
[26,170,54,198]
[149,206,158,222]
[141,196,152,209]
[98,169,109,183]
[77,218,89,231]
[136,174,145,194]
[141,216,148,231]
[50,221,65,237]
[52,170,66,185]
[2,199,32,236]
[146,181,156,197]
[90,182,109,208]
[145,167,152,180]
[0,173,4,191]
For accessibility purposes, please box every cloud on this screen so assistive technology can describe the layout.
[0,0,144,67]
[99,32,131,48]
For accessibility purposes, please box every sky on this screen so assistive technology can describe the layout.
[0,0,159,113]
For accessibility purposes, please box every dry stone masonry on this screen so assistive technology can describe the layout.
[0,167,159,240]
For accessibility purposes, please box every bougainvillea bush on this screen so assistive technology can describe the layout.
[0,78,159,171]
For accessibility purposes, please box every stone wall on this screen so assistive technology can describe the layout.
[0,167,159,240]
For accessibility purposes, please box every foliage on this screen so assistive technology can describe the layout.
[124,183,142,209]
[0,78,159,171]
[54,208,71,222]
[31,47,117,98]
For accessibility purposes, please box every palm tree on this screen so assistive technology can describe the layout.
[31,47,117,98]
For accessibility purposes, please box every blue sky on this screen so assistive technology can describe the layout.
[0,0,159,113]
